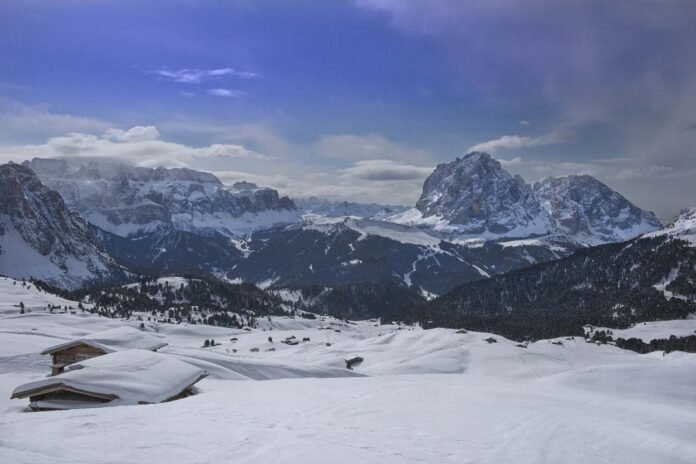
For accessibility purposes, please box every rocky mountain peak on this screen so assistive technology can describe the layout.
[415,152,552,236]
[410,152,661,244]
[231,181,259,191]
[534,175,662,244]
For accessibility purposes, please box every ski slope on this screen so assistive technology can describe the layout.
[0,278,695,464]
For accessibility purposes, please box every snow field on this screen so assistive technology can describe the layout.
[0,278,694,464]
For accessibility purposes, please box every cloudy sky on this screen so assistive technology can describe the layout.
[1,0,695,219]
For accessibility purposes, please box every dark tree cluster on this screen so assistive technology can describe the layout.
[423,237,696,341]
[61,275,287,328]
[615,335,696,354]
[289,278,425,322]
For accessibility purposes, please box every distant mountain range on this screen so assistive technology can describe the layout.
[2,154,693,337]
[0,154,674,303]
[23,158,299,238]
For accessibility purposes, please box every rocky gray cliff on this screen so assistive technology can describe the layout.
[414,152,553,237]
[23,158,298,237]
[410,152,660,244]
[0,163,121,288]
[534,175,662,244]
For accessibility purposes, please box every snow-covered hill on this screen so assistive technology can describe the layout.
[0,163,123,289]
[645,207,696,245]
[0,277,86,316]
[0,299,694,464]
[295,197,408,219]
[227,215,580,296]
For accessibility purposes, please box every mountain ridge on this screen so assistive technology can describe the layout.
[394,152,661,245]
[0,162,124,288]
[24,157,299,238]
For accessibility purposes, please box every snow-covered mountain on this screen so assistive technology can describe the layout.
[394,152,660,245]
[534,175,662,245]
[0,163,122,288]
[644,207,696,245]
[12,154,665,297]
[409,152,554,238]
[428,206,696,340]
[24,158,300,238]
[295,197,408,219]
[224,216,580,297]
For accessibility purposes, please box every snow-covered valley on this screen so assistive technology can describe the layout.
[1,278,694,464]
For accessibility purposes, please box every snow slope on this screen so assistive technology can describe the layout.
[0,277,83,315]
[303,215,442,247]
[644,207,696,245]
[588,319,696,341]
[1,291,695,463]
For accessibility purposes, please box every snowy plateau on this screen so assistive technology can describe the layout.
[0,278,695,464]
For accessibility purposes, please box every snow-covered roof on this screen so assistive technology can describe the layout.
[40,326,167,355]
[12,349,207,407]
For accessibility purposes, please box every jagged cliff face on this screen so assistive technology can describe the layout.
[415,152,553,236]
[534,175,662,244]
[410,152,660,244]
[0,163,120,288]
[23,158,298,237]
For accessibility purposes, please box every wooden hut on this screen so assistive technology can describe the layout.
[41,326,167,375]
[12,349,207,411]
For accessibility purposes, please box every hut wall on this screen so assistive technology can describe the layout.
[52,345,106,374]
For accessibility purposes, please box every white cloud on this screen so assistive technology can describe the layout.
[498,157,524,167]
[0,101,111,142]
[519,120,531,126]
[313,133,432,163]
[7,121,617,209]
[496,156,689,184]
[468,130,575,153]
[213,158,434,206]
[207,88,245,98]
[102,126,160,142]
[341,159,433,181]
[0,126,265,168]
[148,67,257,84]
